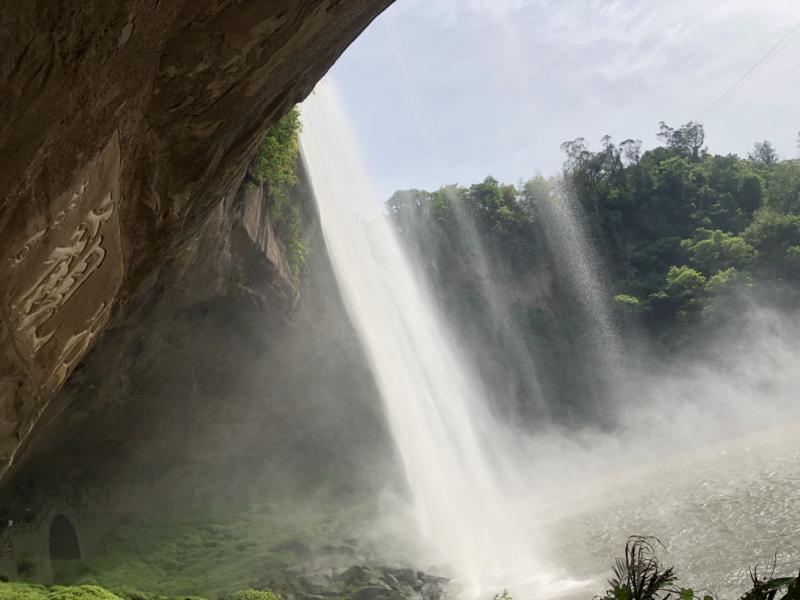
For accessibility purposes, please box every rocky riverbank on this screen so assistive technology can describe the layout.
[258,565,449,600]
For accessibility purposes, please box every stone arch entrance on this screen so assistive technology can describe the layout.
[2,499,110,583]
[48,514,81,560]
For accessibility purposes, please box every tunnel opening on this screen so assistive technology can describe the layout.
[49,515,81,560]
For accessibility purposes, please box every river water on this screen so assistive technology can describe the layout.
[542,425,800,599]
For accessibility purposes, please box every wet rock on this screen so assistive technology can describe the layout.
[353,586,392,600]
[420,581,446,600]
[420,574,448,585]
[258,563,447,600]
[299,572,330,592]
[386,568,417,587]
[338,565,368,585]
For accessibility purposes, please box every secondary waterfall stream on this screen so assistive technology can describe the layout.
[536,179,623,377]
[300,80,552,596]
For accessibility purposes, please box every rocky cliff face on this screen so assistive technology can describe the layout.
[0,156,393,514]
[0,0,393,483]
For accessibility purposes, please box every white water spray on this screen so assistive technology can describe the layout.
[300,80,560,596]
[448,194,549,418]
[537,178,623,373]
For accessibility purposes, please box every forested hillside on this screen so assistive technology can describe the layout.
[388,122,800,345]
[559,122,800,331]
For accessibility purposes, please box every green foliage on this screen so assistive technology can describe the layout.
[681,230,756,274]
[705,267,751,294]
[388,176,540,275]
[249,108,301,189]
[613,294,644,314]
[391,122,799,342]
[744,210,800,277]
[0,582,50,600]
[739,570,800,600]
[600,537,677,600]
[49,586,126,600]
[0,583,125,600]
[0,581,250,600]
[657,121,706,161]
[248,107,310,279]
[555,123,800,334]
[663,266,706,320]
[599,538,800,600]
[763,161,800,214]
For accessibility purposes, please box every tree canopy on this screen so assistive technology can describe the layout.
[388,121,800,341]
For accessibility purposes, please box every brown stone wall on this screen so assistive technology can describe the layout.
[0,0,393,481]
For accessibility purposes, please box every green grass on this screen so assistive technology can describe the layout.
[52,500,369,599]
[0,582,277,600]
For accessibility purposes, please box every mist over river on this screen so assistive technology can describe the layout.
[544,425,800,598]
[301,79,800,600]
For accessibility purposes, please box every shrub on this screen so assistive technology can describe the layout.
[49,585,124,600]
[599,537,800,600]
[0,581,49,600]
[0,582,125,600]
[600,536,678,600]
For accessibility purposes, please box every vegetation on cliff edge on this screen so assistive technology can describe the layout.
[249,106,310,279]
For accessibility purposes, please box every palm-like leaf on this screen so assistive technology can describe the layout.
[605,536,678,600]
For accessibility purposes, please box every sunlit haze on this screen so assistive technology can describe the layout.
[331,0,800,198]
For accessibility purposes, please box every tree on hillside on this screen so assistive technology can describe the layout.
[749,140,779,166]
[620,139,643,165]
[681,229,756,274]
[657,121,706,161]
[763,160,800,214]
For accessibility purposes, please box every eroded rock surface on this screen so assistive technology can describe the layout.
[260,564,450,600]
[0,159,392,514]
[0,0,393,481]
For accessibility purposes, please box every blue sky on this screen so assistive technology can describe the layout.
[327,0,800,200]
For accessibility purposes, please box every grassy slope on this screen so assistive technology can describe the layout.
[51,501,369,599]
[0,583,281,600]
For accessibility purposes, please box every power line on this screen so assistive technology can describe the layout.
[697,18,800,120]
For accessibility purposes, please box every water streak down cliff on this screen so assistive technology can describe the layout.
[301,80,556,597]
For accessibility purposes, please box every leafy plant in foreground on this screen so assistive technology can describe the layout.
[739,561,800,600]
[598,537,800,600]
[600,536,680,600]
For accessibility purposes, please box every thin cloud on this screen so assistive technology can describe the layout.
[330,0,800,198]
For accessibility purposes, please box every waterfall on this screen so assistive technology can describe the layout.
[535,178,623,379]
[300,80,550,596]
[447,192,549,419]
